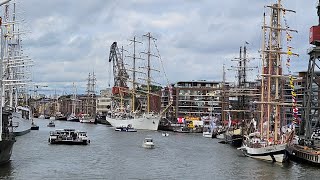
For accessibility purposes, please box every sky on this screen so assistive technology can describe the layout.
[5,0,317,95]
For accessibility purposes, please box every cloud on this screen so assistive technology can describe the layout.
[8,0,316,95]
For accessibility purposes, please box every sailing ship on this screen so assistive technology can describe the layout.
[237,0,298,162]
[106,33,164,131]
[79,73,96,123]
[286,0,320,165]
[222,45,258,147]
[0,0,20,165]
[67,83,79,122]
[2,1,34,134]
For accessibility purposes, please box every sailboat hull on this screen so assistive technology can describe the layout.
[238,143,286,163]
[106,115,160,131]
[0,139,14,165]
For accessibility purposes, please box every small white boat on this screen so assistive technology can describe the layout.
[47,121,55,127]
[142,138,154,149]
[162,132,169,137]
[79,114,95,123]
[216,133,225,140]
[203,131,213,138]
[115,125,137,132]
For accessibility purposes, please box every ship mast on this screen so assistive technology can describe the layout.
[221,64,227,125]
[142,32,157,113]
[71,82,76,115]
[128,36,142,113]
[228,43,256,126]
[0,0,12,141]
[260,0,297,142]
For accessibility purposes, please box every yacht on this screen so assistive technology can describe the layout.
[142,137,154,149]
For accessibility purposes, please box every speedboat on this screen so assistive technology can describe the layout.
[31,121,39,130]
[47,121,55,127]
[115,124,137,132]
[162,132,169,137]
[79,114,95,123]
[142,138,154,149]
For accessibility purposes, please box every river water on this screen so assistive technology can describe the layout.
[0,118,320,180]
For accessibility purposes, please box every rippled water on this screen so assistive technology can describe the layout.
[0,119,320,180]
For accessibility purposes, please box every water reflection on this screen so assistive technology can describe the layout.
[0,161,13,179]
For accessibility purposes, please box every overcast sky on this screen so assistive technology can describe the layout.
[7,0,318,95]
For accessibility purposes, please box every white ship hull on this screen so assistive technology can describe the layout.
[216,133,225,140]
[203,132,212,138]
[238,143,286,163]
[106,114,160,131]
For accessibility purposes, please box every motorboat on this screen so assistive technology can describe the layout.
[30,121,39,130]
[142,137,154,149]
[47,121,55,127]
[173,126,190,133]
[115,124,137,132]
[79,114,95,123]
[115,126,137,132]
[162,132,169,137]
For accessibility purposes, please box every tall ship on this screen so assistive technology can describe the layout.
[286,0,320,165]
[67,82,79,122]
[223,45,259,147]
[0,0,19,165]
[2,0,34,133]
[238,0,298,162]
[79,73,96,123]
[106,33,166,130]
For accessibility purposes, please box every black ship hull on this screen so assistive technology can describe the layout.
[31,124,39,130]
[225,134,243,147]
[1,108,15,165]
[0,138,15,165]
[286,144,320,165]
[67,118,80,122]
[49,140,89,145]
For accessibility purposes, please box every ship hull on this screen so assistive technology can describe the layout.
[11,112,31,136]
[225,134,243,147]
[49,140,89,145]
[0,139,14,165]
[238,143,286,163]
[286,144,320,165]
[106,115,160,131]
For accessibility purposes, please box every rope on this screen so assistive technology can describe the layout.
[152,38,170,86]
[282,8,299,125]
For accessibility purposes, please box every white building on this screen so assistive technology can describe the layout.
[96,88,112,116]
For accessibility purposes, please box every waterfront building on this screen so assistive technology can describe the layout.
[171,80,224,120]
[96,88,112,116]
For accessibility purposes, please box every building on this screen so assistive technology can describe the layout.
[96,88,112,116]
[172,80,224,119]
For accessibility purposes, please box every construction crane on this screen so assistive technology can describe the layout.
[108,42,129,95]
